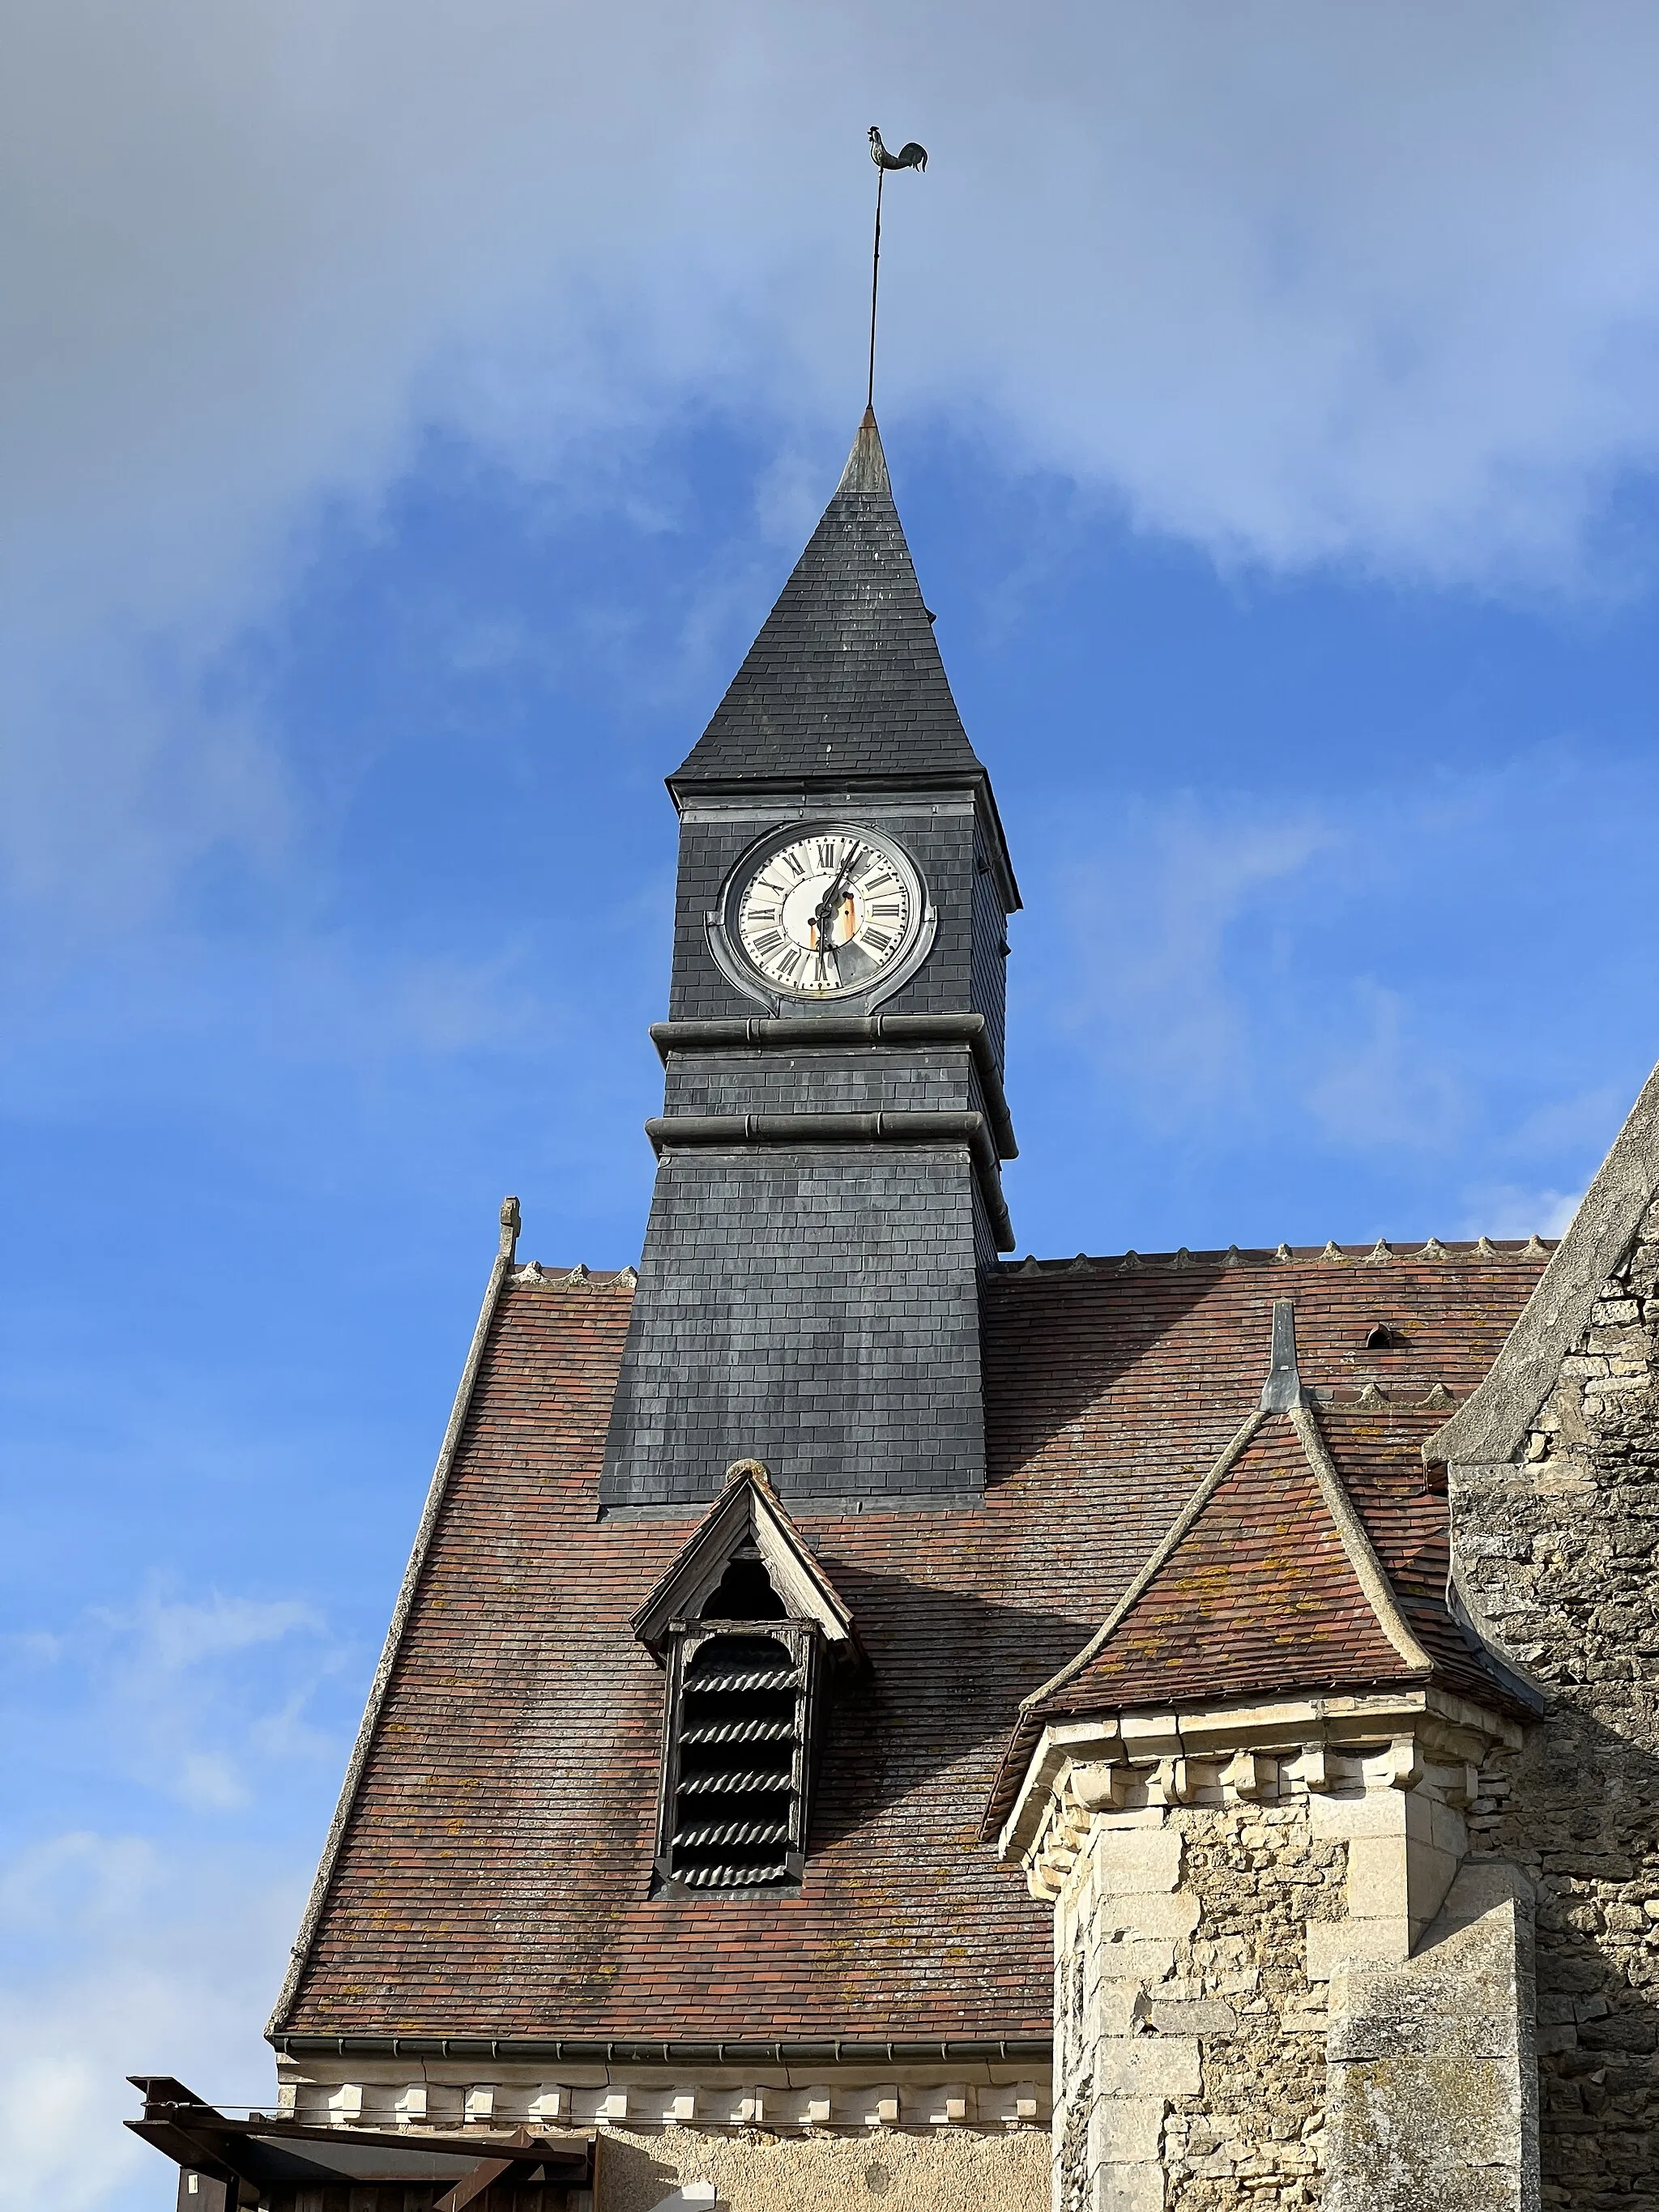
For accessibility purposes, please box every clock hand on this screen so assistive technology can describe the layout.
[811,844,864,953]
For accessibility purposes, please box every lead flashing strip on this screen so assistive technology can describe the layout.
[1427,1053,1659,1466]
[1288,1402,1434,1673]
[266,1202,520,2035]
[649,1012,1017,1161]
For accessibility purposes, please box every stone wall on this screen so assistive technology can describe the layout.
[272,2057,1048,2212]
[1451,1193,1659,2210]
[594,2126,1048,2211]
[1164,1801,1337,2210]
[1026,1714,1531,2212]
[1051,1779,1342,2211]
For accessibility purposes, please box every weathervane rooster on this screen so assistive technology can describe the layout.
[868,126,928,173]
[864,127,928,410]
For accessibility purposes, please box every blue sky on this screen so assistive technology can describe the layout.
[7,6,1659,2202]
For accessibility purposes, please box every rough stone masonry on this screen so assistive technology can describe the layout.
[1452,1190,1659,2210]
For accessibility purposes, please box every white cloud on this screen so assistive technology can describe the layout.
[9,3,1659,910]
[0,1832,302,2212]
[8,1588,345,1813]
[0,1588,348,2201]
[1041,797,1335,1103]
[1457,1184,1586,1241]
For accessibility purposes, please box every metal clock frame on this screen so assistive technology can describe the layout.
[706,816,937,1015]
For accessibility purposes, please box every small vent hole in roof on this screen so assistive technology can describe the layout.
[1365,1323,1401,1351]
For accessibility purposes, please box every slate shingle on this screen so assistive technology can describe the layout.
[671,411,985,791]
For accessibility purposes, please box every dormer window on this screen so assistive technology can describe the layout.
[661,1619,819,1890]
[631,1462,859,1899]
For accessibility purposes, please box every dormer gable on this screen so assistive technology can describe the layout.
[630,1459,859,1659]
[632,1460,859,1895]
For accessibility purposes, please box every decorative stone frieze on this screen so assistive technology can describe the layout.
[271,2054,1050,2137]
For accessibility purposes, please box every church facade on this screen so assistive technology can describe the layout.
[130,416,1659,2212]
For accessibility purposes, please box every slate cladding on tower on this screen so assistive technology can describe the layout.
[598,413,1019,1512]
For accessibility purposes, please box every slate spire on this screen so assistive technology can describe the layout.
[671,409,986,790]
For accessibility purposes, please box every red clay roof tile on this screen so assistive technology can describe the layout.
[276,1245,1547,2045]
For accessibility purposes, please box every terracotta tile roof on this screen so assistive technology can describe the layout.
[1024,1413,1415,1720]
[275,1242,1548,2047]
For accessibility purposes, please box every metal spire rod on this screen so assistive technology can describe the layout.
[868,164,885,412]
[865,127,928,415]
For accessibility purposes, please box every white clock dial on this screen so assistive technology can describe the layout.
[726,827,924,1001]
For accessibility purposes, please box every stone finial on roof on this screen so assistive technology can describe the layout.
[723,1457,772,1490]
[498,1195,521,1260]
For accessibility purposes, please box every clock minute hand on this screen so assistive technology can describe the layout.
[812,844,864,954]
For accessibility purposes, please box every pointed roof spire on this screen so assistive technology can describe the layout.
[671,411,988,793]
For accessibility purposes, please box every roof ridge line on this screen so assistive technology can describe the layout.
[1015,1406,1268,1721]
[1287,1401,1433,1674]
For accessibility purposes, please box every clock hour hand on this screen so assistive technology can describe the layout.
[810,844,864,957]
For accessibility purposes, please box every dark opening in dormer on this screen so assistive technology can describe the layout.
[1365,1323,1400,1351]
[698,1545,787,1621]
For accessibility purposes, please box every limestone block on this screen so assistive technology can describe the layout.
[1090,2167,1163,2212]
[1091,1828,1181,1894]
[1098,1892,1200,1941]
[1090,1980,1150,2037]
[1087,2097,1165,2164]
[1091,2039,1201,2099]
[1092,1938,1176,1982]
[1309,1787,1411,1839]
[1344,1831,1410,1913]
[1307,1916,1411,1980]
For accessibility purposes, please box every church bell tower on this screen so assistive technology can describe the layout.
[599,410,1019,1512]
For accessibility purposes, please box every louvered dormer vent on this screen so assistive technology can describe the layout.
[656,1617,824,1892]
[630,1460,861,1901]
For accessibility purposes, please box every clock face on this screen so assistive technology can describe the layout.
[722,825,927,1002]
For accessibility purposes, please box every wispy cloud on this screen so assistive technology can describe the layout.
[11,5,1659,915]
[1305,982,1467,1153]
[1456,1185,1585,1242]
[6,1586,346,1813]
[0,1831,304,2212]
[1044,799,1336,1102]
